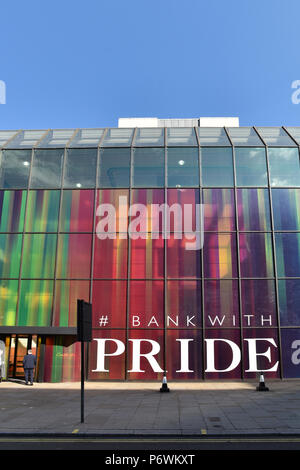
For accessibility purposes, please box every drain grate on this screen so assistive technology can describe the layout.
[209,417,221,422]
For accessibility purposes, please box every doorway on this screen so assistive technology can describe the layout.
[8,335,38,379]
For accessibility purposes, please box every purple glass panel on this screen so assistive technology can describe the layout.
[167,280,202,328]
[202,188,235,231]
[241,280,277,327]
[203,233,237,278]
[278,279,300,326]
[204,280,239,327]
[166,330,203,380]
[239,233,274,278]
[204,329,241,379]
[281,329,300,378]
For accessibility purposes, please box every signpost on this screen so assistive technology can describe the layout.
[77,299,92,423]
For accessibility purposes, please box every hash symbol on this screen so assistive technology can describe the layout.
[99,315,109,327]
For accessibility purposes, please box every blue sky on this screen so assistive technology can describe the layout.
[1,0,300,129]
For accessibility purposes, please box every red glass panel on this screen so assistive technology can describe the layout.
[92,280,127,328]
[129,280,164,328]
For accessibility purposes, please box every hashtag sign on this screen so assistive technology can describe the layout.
[99,315,109,327]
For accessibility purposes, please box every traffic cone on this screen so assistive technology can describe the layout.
[256,372,269,391]
[160,374,170,393]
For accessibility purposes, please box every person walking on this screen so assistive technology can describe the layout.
[23,349,36,386]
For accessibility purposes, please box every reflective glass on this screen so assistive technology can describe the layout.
[92,280,127,328]
[167,147,199,187]
[0,279,18,325]
[129,280,164,328]
[198,128,230,146]
[167,280,202,327]
[0,150,31,188]
[239,233,274,278]
[60,190,94,232]
[203,233,237,278]
[275,233,300,277]
[278,279,300,326]
[131,189,164,233]
[25,190,60,232]
[235,148,268,186]
[0,234,22,278]
[237,189,271,231]
[201,148,234,186]
[18,279,53,326]
[166,128,197,146]
[130,236,164,278]
[134,128,164,146]
[241,280,277,327]
[167,189,200,233]
[101,128,134,147]
[226,127,263,146]
[272,189,300,230]
[256,127,296,146]
[132,148,164,187]
[204,280,239,327]
[203,189,235,231]
[56,234,92,279]
[64,148,97,188]
[98,148,130,188]
[22,234,57,278]
[0,190,26,232]
[31,149,64,189]
[93,236,128,278]
[268,148,300,187]
[167,234,201,278]
[54,280,90,327]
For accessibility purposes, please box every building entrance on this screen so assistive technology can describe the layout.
[8,335,38,379]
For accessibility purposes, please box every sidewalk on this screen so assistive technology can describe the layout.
[1,379,300,435]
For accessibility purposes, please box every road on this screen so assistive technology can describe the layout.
[0,435,300,451]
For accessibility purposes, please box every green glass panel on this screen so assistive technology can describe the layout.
[31,149,64,189]
[0,190,26,232]
[167,147,199,187]
[18,279,53,326]
[269,148,300,187]
[98,148,131,188]
[0,150,31,189]
[21,234,57,278]
[25,190,60,232]
[133,148,165,187]
[0,280,18,325]
[201,148,234,186]
[0,234,22,277]
[235,148,268,186]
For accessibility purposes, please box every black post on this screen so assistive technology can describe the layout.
[81,341,85,423]
[77,299,92,425]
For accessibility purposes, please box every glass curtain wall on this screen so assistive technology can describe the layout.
[0,126,299,380]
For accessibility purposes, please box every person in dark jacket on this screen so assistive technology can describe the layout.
[23,350,36,385]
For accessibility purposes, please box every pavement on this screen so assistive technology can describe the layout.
[1,379,300,436]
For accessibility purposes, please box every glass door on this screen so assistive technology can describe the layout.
[8,335,38,379]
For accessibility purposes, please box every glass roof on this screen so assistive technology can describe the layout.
[101,128,134,147]
[0,130,19,148]
[37,129,76,148]
[226,127,264,146]
[4,130,49,149]
[133,128,164,146]
[285,127,300,146]
[255,127,296,146]
[166,127,197,146]
[197,127,230,146]
[68,128,105,147]
[0,127,299,149]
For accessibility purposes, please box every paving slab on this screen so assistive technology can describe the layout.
[1,379,300,435]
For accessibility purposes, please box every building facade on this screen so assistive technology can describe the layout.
[0,124,300,382]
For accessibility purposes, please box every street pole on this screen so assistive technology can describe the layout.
[81,340,85,423]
